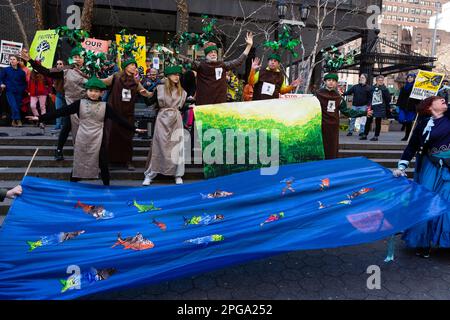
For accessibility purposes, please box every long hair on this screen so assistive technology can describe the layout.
[165,75,183,98]
[416,96,442,116]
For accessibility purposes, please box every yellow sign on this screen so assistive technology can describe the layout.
[410,70,445,100]
[115,34,147,76]
[30,30,59,69]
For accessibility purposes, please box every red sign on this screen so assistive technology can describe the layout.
[82,38,109,53]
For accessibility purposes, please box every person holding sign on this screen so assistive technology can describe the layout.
[315,73,372,159]
[0,55,27,127]
[360,75,391,141]
[248,54,301,101]
[393,96,450,258]
[182,32,253,106]
[21,47,89,160]
[396,73,421,141]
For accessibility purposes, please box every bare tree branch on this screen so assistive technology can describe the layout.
[7,0,29,47]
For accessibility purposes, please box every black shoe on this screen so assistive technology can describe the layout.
[370,136,378,141]
[359,135,367,140]
[401,124,405,131]
[358,132,365,137]
[346,132,353,136]
[401,137,408,141]
[54,149,64,161]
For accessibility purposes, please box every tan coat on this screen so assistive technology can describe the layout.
[145,84,187,176]
[72,100,106,178]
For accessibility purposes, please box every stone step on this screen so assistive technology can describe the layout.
[0,136,152,147]
[0,167,204,181]
[0,146,150,157]
[0,156,203,168]
[339,149,403,159]
[339,142,407,151]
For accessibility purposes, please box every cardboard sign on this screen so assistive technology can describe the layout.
[0,40,23,68]
[82,38,109,53]
[29,30,59,69]
[410,70,445,100]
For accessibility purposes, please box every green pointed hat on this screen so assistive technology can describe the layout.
[84,76,107,90]
[204,44,218,56]
[70,46,84,58]
[122,58,137,70]
[268,53,281,63]
[324,73,339,81]
[164,65,182,76]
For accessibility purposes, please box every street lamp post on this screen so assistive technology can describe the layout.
[275,1,311,82]
[431,2,441,58]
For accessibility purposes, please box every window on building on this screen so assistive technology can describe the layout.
[409,17,415,22]
[421,19,427,23]
[399,6,404,12]
[420,0,425,4]
[415,18,420,22]
[427,9,432,15]
[393,6,397,12]
[405,7,409,13]
[387,5,392,11]
[411,8,415,14]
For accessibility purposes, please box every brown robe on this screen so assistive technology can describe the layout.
[73,100,106,179]
[191,54,247,106]
[316,88,367,159]
[105,72,140,165]
[316,88,345,160]
[145,84,187,176]
[253,69,284,101]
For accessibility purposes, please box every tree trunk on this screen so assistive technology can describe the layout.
[7,0,30,47]
[33,0,44,30]
[81,0,95,32]
[175,0,189,55]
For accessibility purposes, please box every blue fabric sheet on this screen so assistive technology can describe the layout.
[0,157,449,300]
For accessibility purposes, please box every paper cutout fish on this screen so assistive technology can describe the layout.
[75,201,114,220]
[185,234,225,245]
[152,219,167,231]
[201,190,234,199]
[347,188,374,199]
[260,212,284,227]
[130,200,162,213]
[338,200,352,205]
[184,214,224,226]
[111,233,154,251]
[60,267,116,293]
[27,230,85,252]
[320,178,330,191]
[280,177,296,195]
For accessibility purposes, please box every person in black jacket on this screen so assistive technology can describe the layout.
[396,73,421,141]
[343,73,372,136]
[360,75,391,141]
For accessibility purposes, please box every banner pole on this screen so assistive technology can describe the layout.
[23,148,39,180]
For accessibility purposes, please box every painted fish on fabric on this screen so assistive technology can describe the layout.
[280,177,296,195]
[320,178,330,191]
[60,267,116,293]
[27,230,85,252]
[75,201,114,220]
[184,214,224,226]
[152,219,167,231]
[201,190,234,199]
[111,233,154,250]
[260,212,284,227]
[185,234,225,245]
[129,200,162,213]
[347,188,374,199]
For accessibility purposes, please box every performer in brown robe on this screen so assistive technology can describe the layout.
[101,58,152,170]
[183,32,253,106]
[28,77,146,185]
[315,73,372,159]
[142,66,187,185]
[248,53,301,100]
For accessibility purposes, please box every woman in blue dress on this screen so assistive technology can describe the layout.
[393,96,450,258]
